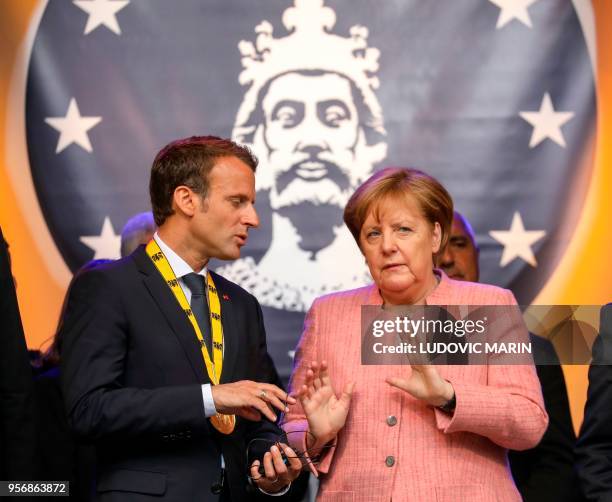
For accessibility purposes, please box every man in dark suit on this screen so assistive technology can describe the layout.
[437,211,577,502]
[0,227,38,484]
[61,137,304,501]
[576,303,612,501]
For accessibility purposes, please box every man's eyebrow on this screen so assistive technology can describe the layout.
[227,193,256,203]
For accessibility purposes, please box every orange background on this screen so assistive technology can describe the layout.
[1,1,611,432]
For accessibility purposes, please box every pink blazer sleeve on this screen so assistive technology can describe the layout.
[434,289,548,450]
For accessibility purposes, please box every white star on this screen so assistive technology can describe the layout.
[73,0,130,35]
[489,212,546,267]
[45,98,102,153]
[519,93,575,148]
[488,0,539,29]
[80,217,121,259]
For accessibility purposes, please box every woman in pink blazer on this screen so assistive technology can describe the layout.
[283,168,548,502]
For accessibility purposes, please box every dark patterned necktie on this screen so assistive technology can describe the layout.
[182,272,212,354]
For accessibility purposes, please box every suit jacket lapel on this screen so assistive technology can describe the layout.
[132,247,208,384]
[211,272,238,384]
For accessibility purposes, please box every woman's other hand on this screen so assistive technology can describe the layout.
[386,364,454,407]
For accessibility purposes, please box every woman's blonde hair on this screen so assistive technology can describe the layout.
[343,167,454,254]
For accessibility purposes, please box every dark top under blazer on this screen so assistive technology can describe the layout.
[60,246,293,501]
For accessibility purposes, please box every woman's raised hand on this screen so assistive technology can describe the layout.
[297,361,354,448]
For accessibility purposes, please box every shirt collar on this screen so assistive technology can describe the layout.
[153,232,207,279]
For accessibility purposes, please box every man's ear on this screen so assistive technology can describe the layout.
[172,186,198,217]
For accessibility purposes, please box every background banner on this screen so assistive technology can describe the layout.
[2,0,611,429]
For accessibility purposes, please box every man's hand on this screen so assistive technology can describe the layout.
[297,361,354,448]
[211,381,295,422]
[250,443,302,494]
[386,364,454,407]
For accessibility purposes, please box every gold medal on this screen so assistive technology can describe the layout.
[210,413,236,434]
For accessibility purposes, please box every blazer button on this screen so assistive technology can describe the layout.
[386,415,397,426]
[385,455,395,467]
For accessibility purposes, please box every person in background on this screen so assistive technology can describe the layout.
[576,304,612,501]
[0,227,38,484]
[120,211,157,258]
[437,211,578,502]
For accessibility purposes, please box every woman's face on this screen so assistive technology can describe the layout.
[359,193,441,304]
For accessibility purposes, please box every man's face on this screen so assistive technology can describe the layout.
[438,216,480,282]
[190,156,259,261]
[261,72,365,210]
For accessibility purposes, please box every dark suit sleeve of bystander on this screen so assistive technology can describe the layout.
[576,304,612,501]
[0,227,38,481]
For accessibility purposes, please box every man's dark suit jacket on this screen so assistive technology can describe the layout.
[61,246,301,501]
[0,227,37,482]
[576,304,612,501]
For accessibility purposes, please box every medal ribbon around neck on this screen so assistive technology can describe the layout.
[146,240,235,434]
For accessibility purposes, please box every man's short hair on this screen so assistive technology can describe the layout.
[149,136,258,226]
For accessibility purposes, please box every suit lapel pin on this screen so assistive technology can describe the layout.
[222,293,230,301]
